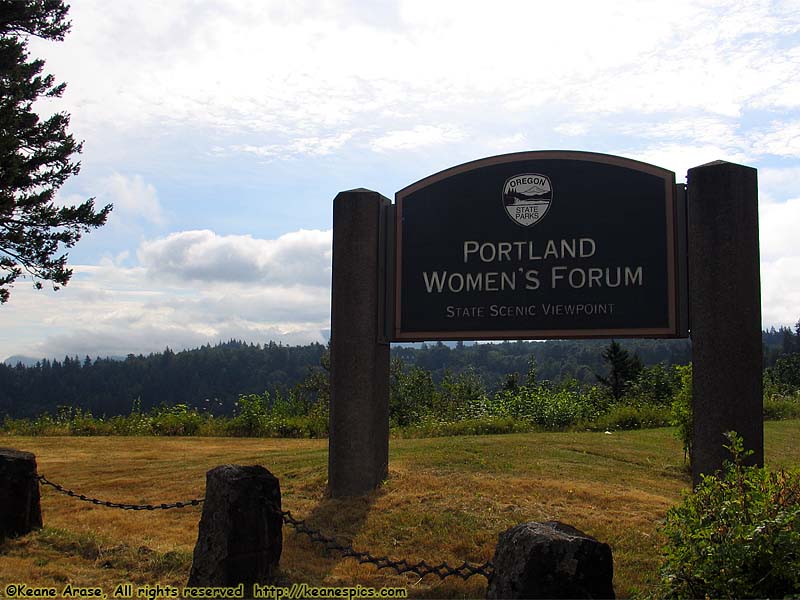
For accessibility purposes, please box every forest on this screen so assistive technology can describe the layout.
[1,324,798,423]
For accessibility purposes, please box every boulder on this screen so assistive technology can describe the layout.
[487,521,615,599]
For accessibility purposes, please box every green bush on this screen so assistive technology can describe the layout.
[108,403,154,435]
[586,403,671,431]
[764,391,800,421]
[390,364,439,427]
[226,393,265,436]
[670,364,693,464]
[627,363,681,406]
[497,379,601,430]
[766,352,800,393]
[657,432,800,599]
[68,411,113,436]
[151,404,204,436]
[2,414,66,435]
[438,368,488,422]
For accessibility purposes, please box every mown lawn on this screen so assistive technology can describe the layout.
[2,421,798,598]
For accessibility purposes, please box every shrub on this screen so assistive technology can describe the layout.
[108,400,154,435]
[766,352,800,393]
[226,392,270,437]
[68,410,113,436]
[656,432,800,599]
[390,364,438,427]
[627,363,681,406]
[586,403,671,431]
[1,414,65,435]
[764,391,800,421]
[499,379,601,430]
[151,404,203,436]
[670,364,693,464]
[438,368,488,422]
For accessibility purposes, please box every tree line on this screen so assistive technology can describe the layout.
[2,325,799,421]
[0,340,327,419]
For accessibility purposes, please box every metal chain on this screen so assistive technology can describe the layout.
[37,474,204,510]
[279,507,494,581]
[36,474,492,580]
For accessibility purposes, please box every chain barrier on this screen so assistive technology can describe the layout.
[37,474,204,510]
[278,507,494,581]
[36,474,493,581]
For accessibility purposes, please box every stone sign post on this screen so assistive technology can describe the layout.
[688,161,763,485]
[328,189,391,497]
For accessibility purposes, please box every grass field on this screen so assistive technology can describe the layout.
[2,422,799,598]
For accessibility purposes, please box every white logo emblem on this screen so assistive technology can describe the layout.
[502,173,552,227]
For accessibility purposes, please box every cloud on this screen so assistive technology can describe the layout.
[97,173,166,226]
[554,123,589,137]
[228,131,355,159]
[761,256,800,328]
[760,167,800,203]
[138,229,332,286]
[371,125,465,152]
[0,227,333,359]
[760,196,800,327]
[617,143,751,181]
[17,0,798,181]
[30,320,328,361]
[749,121,800,158]
[759,197,800,262]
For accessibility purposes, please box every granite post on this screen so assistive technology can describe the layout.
[687,160,763,486]
[187,465,282,590]
[329,189,391,497]
[0,448,43,542]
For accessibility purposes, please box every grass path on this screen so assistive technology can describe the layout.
[2,422,799,598]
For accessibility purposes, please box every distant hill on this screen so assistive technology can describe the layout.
[3,355,41,368]
[3,354,126,367]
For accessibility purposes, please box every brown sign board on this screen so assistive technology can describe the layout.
[393,151,688,341]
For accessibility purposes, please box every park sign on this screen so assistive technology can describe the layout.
[393,151,688,341]
[331,157,759,496]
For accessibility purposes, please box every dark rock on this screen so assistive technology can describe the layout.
[0,448,43,542]
[187,465,282,590]
[487,521,615,599]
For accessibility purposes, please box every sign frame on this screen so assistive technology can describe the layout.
[393,150,688,342]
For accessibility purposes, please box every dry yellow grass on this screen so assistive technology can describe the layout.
[1,422,798,598]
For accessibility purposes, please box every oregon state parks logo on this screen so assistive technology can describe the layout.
[502,173,552,227]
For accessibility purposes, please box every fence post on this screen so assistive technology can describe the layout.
[0,448,43,542]
[188,465,282,592]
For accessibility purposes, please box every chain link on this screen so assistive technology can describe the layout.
[279,507,494,581]
[37,474,204,510]
[36,474,492,580]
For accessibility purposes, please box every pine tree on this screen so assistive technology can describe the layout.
[0,0,111,303]
[794,318,800,354]
[596,340,643,400]
[781,326,795,355]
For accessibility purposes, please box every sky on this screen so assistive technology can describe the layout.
[2,0,800,361]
